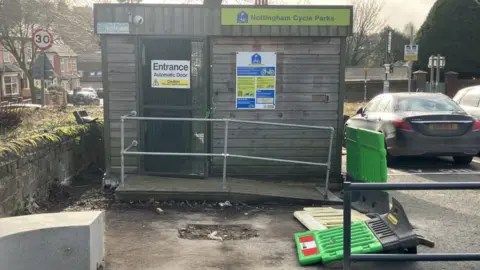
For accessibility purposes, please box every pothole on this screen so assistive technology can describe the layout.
[178,224,259,240]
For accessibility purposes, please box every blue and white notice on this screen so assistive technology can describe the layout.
[236,52,277,109]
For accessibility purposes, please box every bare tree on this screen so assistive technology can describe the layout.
[346,0,385,66]
[51,1,99,53]
[403,22,416,39]
[0,0,56,102]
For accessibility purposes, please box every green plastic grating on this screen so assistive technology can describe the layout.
[346,127,387,183]
[294,221,383,265]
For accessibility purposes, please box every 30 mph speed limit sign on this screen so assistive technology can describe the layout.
[32,29,53,51]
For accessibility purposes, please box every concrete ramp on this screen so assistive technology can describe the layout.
[0,211,105,270]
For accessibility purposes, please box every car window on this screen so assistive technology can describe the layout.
[459,89,480,107]
[364,96,383,113]
[376,97,392,112]
[396,96,464,112]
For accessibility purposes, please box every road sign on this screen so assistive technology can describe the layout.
[404,45,419,61]
[32,29,53,51]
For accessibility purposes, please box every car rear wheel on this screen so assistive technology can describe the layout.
[453,156,474,165]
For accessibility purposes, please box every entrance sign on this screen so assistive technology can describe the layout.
[236,52,276,109]
[221,8,351,26]
[32,29,53,51]
[151,60,191,89]
[404,45,419,61]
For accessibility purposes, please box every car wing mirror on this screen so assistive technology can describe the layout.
[356,107,364,115]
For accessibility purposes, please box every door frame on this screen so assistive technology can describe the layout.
[136,36,210,178]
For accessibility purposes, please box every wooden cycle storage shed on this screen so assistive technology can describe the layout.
[94,4,352,193]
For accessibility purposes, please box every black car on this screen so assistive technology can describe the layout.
[453,85,480,120]
[345,92,480,164]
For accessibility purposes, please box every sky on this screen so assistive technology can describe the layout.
[141,0,437,30]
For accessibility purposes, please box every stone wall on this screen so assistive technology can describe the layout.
[0,125,104,216]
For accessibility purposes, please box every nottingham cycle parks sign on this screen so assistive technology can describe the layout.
[221,8,351,26]
[151,60,191,89]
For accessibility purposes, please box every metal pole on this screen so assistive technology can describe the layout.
[343,182,352,270]
[40,51,45,106]
[430,56,434,92]
[120,116,125,187]
[348,181,480,191]
[436,54,441,93]
[324,127,334,199]
[363,69,367,101]
[352,253,480,262]
[408,25,414,92]
[222,119,229,191]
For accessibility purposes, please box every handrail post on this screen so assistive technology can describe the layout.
[222,119,229,191]
[324,127,334,199]
[120,116,125,187]
[343,181,352,270]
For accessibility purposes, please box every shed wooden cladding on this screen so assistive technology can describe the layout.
[104,36,139,173]
[94,4,351,37]
[210,36,339,177]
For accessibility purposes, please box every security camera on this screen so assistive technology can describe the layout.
[133,15,144,25]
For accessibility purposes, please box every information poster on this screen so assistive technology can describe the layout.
[151,60,190,89]
[236,52,276,109]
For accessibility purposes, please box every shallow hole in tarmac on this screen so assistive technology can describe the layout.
[178,224,259,240]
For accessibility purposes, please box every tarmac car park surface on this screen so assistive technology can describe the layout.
[102,156,480,270]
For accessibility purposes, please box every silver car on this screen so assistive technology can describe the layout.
[345,93,480,165]
[453,85,480,120]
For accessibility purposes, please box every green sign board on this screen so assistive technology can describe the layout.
[221,8,351,26]
[97,23,130,34]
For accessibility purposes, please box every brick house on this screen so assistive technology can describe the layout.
[77,51,102,89]
[37,43,80,92]
[0,44,25,101]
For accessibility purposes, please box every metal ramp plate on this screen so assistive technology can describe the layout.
[294,207,370,231]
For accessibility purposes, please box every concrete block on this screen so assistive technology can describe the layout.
[0,211,105,270]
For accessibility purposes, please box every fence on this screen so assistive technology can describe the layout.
[342,181,480,269]
[120,111,336,198]
[424,82,446,93]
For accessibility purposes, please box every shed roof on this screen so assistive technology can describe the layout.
[0,64,22,73]
[47,44,77,57]
[94,4,353,37]
[78,51,101,63]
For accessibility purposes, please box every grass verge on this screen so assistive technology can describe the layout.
[0,106,103,160]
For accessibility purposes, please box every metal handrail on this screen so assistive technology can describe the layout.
[342,181,480,270]
[120,111,335,198]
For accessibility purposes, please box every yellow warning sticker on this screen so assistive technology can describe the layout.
[159,79,190,87]
[153,79,160,87]
[387,214,398,225]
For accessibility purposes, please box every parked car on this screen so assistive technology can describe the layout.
[344,92,480,165]
[80,87,98,97]
[95,88,104,99]
[72,90,100,106]
[452,85,480,120]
